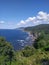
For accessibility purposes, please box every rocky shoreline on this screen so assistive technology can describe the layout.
[23,30,37,45]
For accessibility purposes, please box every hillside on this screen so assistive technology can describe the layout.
[0,29,49,65]
[24,24,49,34]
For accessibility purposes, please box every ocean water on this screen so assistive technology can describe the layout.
[0,29,33,50]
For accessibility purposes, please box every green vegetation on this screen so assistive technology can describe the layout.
[0,24,49,65]
[22,46,35,57]
[0,37,16,65]
[24,24,49,34]
[20,32,49,65]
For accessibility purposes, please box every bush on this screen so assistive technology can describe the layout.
[0,37,16,65]
[33,32,49,49]
[22,46,35,57]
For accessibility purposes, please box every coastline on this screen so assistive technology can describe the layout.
[23,29,36,42]
[18,29,36,44]
[23,29,33,37]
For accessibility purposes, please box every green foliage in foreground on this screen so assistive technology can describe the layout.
[0,31,49,65]
[0,37,16,65]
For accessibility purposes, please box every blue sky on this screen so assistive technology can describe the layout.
[0,0,49,29]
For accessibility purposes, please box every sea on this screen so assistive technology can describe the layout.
[0,29,33,50]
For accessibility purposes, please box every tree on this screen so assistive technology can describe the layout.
[0,37,16,65]
[22,46,35,57]
[33,31,47,49]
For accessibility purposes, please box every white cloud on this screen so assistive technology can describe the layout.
[0,21,5,24]
[25,17,36,22]
[17,11,49,27]
[17,20,26,26]
[37,11,49,21]
[20,20,26,24]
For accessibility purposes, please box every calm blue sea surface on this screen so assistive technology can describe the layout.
[0,29,33,50]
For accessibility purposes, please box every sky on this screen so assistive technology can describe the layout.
[0,0,49,29]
